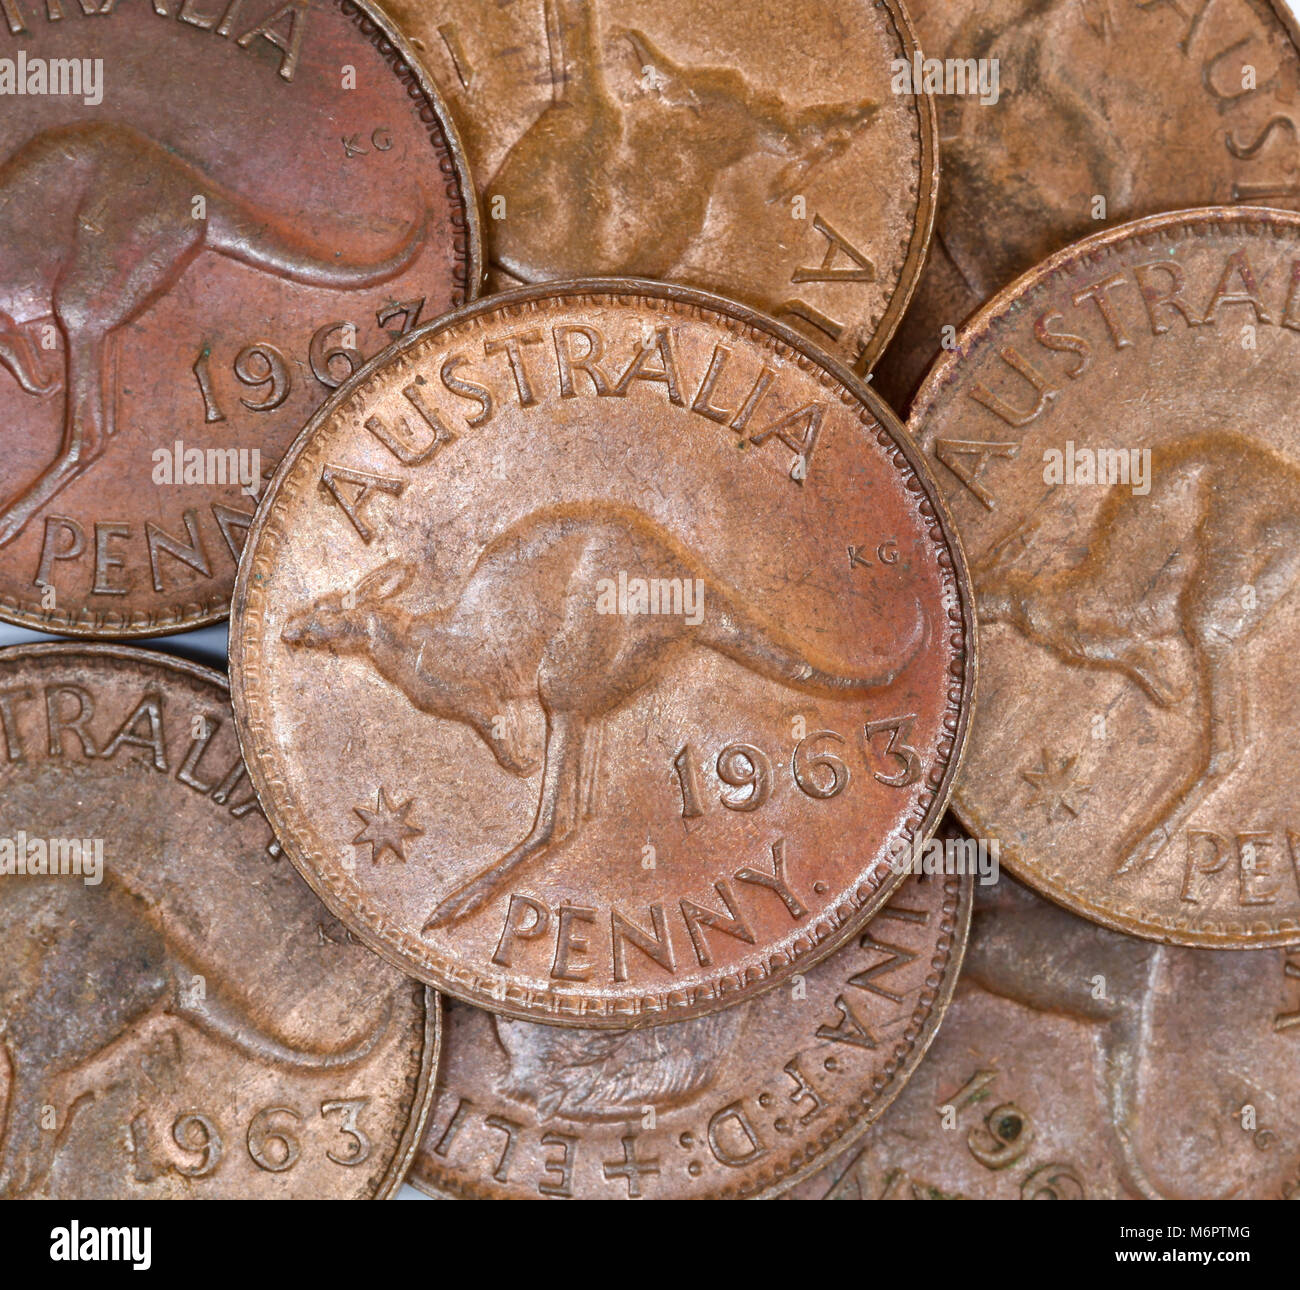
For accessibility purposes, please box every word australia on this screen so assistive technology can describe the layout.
[323,323,830,541]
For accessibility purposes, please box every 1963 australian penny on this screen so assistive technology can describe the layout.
[0,0,479,637]
[413,871,969,1200]
[873,0,1300,409]
[231,280,974,1026]
[378,0,936,372]
[788,874,1300,1200]
[911,208,1300,946]
[0,643,436,1199]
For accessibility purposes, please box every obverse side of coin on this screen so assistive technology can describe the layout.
[911,208,1300,946]
[232,280,974,1026]
[0,644,436,1199]
[787,875,1300,1200]
[413,872,969,1200]
[0,0,479,637]
[379,0,936,371]
[873,0,1300,409]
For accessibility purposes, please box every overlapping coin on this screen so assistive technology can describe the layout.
[0,0,480,637]
[911,207,1300,946]
[788,874,1300,1200]
[0,643,436,1199]
[875,0,1300,408]
[231,280,974,1027]
[379,0,936,372]
[413,871,970,1200]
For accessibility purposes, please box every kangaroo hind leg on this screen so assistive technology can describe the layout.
[424,711,587,931]
[0,327,113,548]
[0,1070,63,1199]
[1118,648,1241,874]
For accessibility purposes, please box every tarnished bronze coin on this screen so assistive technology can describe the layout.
[911,207,1300,946]
[412,871,969,1200]
[874,0,1300,409]
[0,643,436,1199]
[788,873,1300,1200]
[377,0,936,372]
[231,280,974,1026]
[0,0,480,638]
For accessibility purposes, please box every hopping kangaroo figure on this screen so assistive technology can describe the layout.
[0,871,391,1198]
[0,121,427,547]
[283,503,926,929]
[963,880,1167,1199]
[977,432,1300,873]
[489,0,877,282]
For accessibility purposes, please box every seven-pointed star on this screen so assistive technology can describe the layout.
[1021,749,1092,822]
[352,787,423,863]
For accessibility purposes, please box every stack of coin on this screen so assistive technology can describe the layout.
[1,0,1297,1204]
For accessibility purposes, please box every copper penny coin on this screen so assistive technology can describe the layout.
[911,207,1300,946]
[787,873,1300,1200]
[377,0,936,372]
[411,871,969,1200]
[0,0,480,638]
[873,0,1300,410]
[231,280,974,1026]
[0,642,437,1199]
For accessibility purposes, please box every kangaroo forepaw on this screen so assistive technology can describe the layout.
[423,871,508,932]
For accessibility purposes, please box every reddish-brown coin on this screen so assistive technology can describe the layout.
[874,0,1300,410]
[0,0,480,638]
[231,280,975,1026]
[0,643,436,1199]
[911,207,1300,946]
[787,873,1300,1200]
[413,870,969,1200]
[378,0,936,372]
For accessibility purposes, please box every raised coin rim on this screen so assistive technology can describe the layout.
[0,0,485,640]
[0,639,442,1198]
[231,275,978,1027]
[910,204,1300,948]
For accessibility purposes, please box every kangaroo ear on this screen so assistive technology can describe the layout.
[354,559,413,604]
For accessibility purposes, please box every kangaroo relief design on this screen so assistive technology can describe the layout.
[0,121,427,548]
[489,0,877,283]
[491,1006,745,1123]
[963,880,1167,1199]
[0,871,391,1198]
[282,503,926,929]
[940,0,1135,298]
[977,433,1300,873]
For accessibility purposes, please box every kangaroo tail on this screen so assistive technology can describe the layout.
[169,986,392,1071]
[700,593,926,696]
[204,188,427,290]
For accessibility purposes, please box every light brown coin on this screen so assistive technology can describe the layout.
[911,207,1300,946]
[412,871,970,1200]
[378,0,936,371]
[230,280,974,1027]
[0,643,436,1199]
[873,0,1300,410]
[0,0,480,638]
[787,874,1300,1200]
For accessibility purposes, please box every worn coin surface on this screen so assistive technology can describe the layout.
[412,871,969,1200]
[231,280,974,1026]
[0,0,479,637]
[378,0,936,372]
[911,207,1300,946]
[874,0,1300,410]
[0,643,436,1199]
[787,874,1300,1200]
